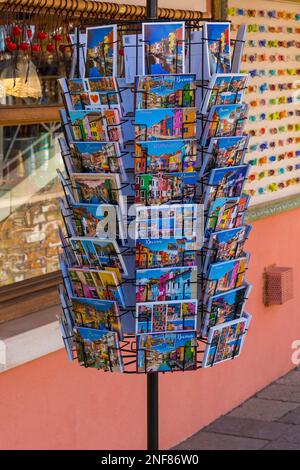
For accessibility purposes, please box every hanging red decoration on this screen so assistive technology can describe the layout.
[46,43,55,53]
[38,31,48,41]
[7,42,17,51]
[19,42,30,52]
[27,29,32,39]
[12,26,22,37]
[119,48,124,56]
[53,34,62,42]
[5,36,11,45]
[31,43,41,53]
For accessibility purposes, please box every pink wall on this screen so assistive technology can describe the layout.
[1,208,300,450]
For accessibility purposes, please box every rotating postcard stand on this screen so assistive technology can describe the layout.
[57,5,252,451]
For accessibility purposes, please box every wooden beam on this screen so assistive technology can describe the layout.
[0,105,61,126]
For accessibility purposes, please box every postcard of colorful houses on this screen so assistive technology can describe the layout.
[71,203,125,241]
[201,103,248,146]
[137,331,197,373]
[203,165,249,209]
[135,204,198,240]
[70,237,128,275]
[85,25,117,78]
[136,299,198,335]
[69,110,123,143]
[202,312,252,368]
[200,135,249,176]
[201,73,248,114]
[135,74,195,110]
[205,195,249,237]
[135,108,197,141]
[136,266,197,303]
[203,225,252,272]
[136,237,197,269]
[135,171,198,205]
[201,283,251,338]
[76,327,123,372]
[203,22,231,76]
[71,297,122,337]
[142,22,185,75]
[70,172,123,207]
[135,140,197,174]
[202,255,250,304]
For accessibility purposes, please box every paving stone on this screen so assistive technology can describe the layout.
[273,425,300,444]
[173,431,268,450]
[276,370,300,387]
[229,398,299,422]
[263,440,300,450]
[204,415,291,440]
[279,406,300,425]
[257,384,300,403]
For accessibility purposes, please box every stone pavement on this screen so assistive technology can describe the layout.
[173,368,300,450]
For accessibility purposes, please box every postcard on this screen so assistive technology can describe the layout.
[231,24,247,73]
[68,266,125,307]
[136,299,197,334]
[71,203,125,241]
[186,30,209,81]
[142,22,185,75]
[203,22,230,76]
[136,237,197,269]
[70,296,122,337]
[70,172,122,206]
[201,104,248,146]
[123,34,143,84]
[203,256,249,304]
[202,312,252,368]
[203,225,252,272]
[59,285,75,334]
[137,331,197,373]
[72,141,125,178]
[135,140,197,174]
[59,316,74,362]
[70,237,128,275]
[135,108,196,141]
[135,204,198,240]
[135,74,195,110]
[85,25,117,78]
[69,32,86,78]
[136,266,197,303]
[203,165,249,208]
[69,109,123,143]
[201,283,252,337]
[76,327,123,372]
[67,77,122,112]
[201,73,248,114]
[205,195,249,237]
[135,171,197,205]
[200,135,249,177]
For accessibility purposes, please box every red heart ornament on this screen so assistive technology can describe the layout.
[27,29,32,39]
[46,43,55,53]
[7,42,17,51]
[12,26,22,37]
[31,43,41,52]
[53,34,62,42]
[20,42,30,52]
[38,31,48,41]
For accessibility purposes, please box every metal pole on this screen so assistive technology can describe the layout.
[147,372,159,450]
[146,0,159,452]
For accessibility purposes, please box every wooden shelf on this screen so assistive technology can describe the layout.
[0,105,61,126]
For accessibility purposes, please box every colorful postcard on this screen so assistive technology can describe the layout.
[201,284,251,337]
[203,165,249,208]
[71,297,122,337]
[85,25,117,78]
[76,327,123,372]
[70,173,123,208]
[69,110,123,143]
[201,104,248,146]
[202,312,252,368]
[200,135,249,177]
[72,141,125,178]
[136,237,197,269]
[70,237,128,275]
[67,77,122,112]
[201,73,248,114]
[142,22,185,75]
[205,196,249,237]
[71,203,125,241]
[135,74,195,109]
[68,266,125,307]
[135,140,197,174]
[136,204,198,240]
[136,299,197,334]
[135,108,196,141]
[135,171,197,205]
[136,266,197,303]
[203,255,249,304]
[137,331,197,373]
[203,22,230,76]
[203,225,252,272]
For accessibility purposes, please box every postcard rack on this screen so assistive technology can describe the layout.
[56,10,253,450]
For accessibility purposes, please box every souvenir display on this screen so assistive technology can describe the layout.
[85,25,117,78]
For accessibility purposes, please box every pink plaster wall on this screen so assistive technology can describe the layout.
[0,208,300,450]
